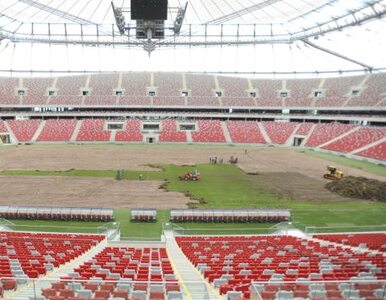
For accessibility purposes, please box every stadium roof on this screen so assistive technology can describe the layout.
[0,0,386,76]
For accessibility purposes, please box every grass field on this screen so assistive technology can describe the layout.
[2,158,386,238]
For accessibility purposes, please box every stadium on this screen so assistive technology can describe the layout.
[0,0,385,299]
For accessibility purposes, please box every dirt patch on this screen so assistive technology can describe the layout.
[325,176,386,202]
[247,172,355,202]
[0,176,195,208]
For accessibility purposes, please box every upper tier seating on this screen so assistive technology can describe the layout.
[121,72,150,96]
[154,96,185,106]
[85,74,119,105]
[37,119,77,142]
[176,235,386,299]
[314,233,386,253]
[51,246,181,300]
[76,119,111,141]
[22,78,52,105]
[322,127,386,153]
[217,76,249,98]
[252,79,283,107]
[158,119,187,143]
[314,75,364,107]
[6,119,41,142]
[262,121,298,144]
[305,123,356,147]
[0,77,20,105]
[221,97,255,107]
[50,75,86,105]
[226,120,266,144]
[285,78,320,107]
[0,231,104,281]
[1,73,386,108]
[191,120,226,143]
[348,73,386,107]
[154,73,183,97]
[356,141,386,161]
[186,74,215,97]
[115,119,143,142]
[187,97,220,106]
[295,123,314,136]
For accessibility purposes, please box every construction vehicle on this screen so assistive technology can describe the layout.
[179,170,200,181]
[323,166,344,180]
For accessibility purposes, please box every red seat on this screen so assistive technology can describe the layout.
[1,278,17,290]
[112,290,129,300]
[42,288,57,298]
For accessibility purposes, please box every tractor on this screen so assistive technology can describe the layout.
[323,166,344,180]
[179,170,200,181]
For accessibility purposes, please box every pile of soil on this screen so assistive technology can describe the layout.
[325,176,386,202]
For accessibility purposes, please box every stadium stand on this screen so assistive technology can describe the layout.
[115,119,143,142]
[356,141,386,161]
[21,77,52,105]
[52,246,180,299]
[37,119,77,142]
[154,96,185,106]
[176,235,386,299]
[76,119,111,142]
[0,77,20,105]
[348,73,386,107]
[154,73,183,97]
[121,72,150,96]
[217,76,249,98]
[191,120,226,143]
[112,73,149,104]
[50,75,85,105]
[226,120,266,144]
[84,74,119,105]
[262,121,298,144]
[0,231,104,281]
[186,74,216,97]
[0,120,8,132]
[170,209,290,223]
[304,123,356,147]
[285,78,320,107]
[221,97,255,107]
[314,233,386,252]
[6,119,41,142]
[322,127,386,153]
[295,123,314,136]
[187,96,220,106]
[158,119,187,143]
[314,75,364,107]
[0,206,114,221]
[251,79,283,107]
[131,209,157,222]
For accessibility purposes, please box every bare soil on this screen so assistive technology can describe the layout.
[0,175,194,208]
[0,144,384,207]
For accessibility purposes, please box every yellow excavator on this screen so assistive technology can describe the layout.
[323,166,344,180]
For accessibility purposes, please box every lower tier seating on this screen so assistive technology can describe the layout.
[176,235,386,299]
[1,119,385,161]
[49,246,181,300]
[0,231,104,285]
[314,233,386,253]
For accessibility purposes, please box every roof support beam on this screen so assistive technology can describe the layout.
[205,0,281,25]
[301,39,372,70]
[18,0,98,25]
